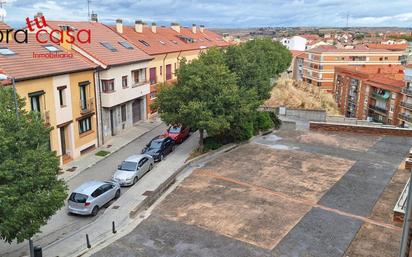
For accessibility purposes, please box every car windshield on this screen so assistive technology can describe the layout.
[169,127,181,134]
[148,139,163,149]
[69,193,88,203]
[119,161,138,171]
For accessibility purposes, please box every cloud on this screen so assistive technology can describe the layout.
[3,0,412,28]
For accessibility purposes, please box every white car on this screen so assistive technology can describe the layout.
[112,154,154,186]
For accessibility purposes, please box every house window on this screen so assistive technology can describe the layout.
[160,66,162,76]
[102,79,114,93]
[132,69,146,85]
[79,117,92,134]
[122,76,128,88]
[166,64,172,80]
[121,104,126,122]
[30,95,41,112]
[57,86,66,107]
[149,67,157,85]
[174,63,177,73]
[150,91,157,100]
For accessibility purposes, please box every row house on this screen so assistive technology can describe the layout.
[0,30,98,164]
[40,15,153,145]
[303,45,403,92]
[111,20,231,114]
[333,65,404,125]
[289,50,305,81]
[399,65,412,127]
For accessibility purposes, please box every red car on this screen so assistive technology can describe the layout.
[164,125,190,144]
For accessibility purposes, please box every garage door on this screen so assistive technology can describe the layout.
[132,100,141,124]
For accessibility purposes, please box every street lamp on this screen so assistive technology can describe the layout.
[0,73,19,117]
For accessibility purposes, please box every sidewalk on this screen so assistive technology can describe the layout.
[59,117,163,181]
[43,131,201,257]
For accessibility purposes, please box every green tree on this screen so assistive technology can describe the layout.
[154,48,240,150]
[0,87,67,243]
[224,38,292,102]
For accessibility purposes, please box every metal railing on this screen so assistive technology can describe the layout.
[80,98,94,115]
[401,102,412,110]
[369,105,388,114]
[402,88,412,96]
[399,113,412,123]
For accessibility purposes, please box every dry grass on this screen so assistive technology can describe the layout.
[265,78,341,115]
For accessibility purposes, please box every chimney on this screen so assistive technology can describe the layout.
[151,22,157,33]
[34,12,43,19]
[171,22,180,33]
[116,19,123,34]
[192,24,197,34]
[199,25,204,33]
[91,13,98,23]
[135,20,143,33]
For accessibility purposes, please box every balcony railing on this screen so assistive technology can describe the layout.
[40,110,50,126]
[399,113,412,123]
[132,80,148,87]
[402,88,412,96]
[80,98,94,115]
[401,102,412,111]
[369,105,388,115]
[405,75,412,82]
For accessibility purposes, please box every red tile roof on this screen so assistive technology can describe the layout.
[0,22,11,30]
[367,74,404,88]
[111,25,231,56]
[46,21,152,67]
[290,50,304,58]
[0,32,97,81]
[309,45,393,53]
[367,43,408,51]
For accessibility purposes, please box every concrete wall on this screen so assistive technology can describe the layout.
[262,106,327,122]
[310,122,412,137]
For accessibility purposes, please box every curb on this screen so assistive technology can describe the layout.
[129,143,239,218]
[62,122,164,182]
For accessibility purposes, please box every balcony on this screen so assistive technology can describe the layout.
[132,80,148,88]
[402,88,412,96]
[399,113,412,123]
[372,91,390,100]
[369,105,388,115]
[80,98,95,115]
[401,101,412,111]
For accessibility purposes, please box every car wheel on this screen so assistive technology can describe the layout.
[133,177,138,185]
[149,163,153,171]
[172,145,176,152]
[160,154,164,161]
[91,206,99,216]
[114,189,121,199]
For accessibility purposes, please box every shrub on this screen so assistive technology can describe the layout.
[268,111,282,129]
[203,137,223,152]
[254,112,274,132]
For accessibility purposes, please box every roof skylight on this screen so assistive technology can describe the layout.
[118,41,134,50]
[138,40,150,47]
[100,42,118,52]
[43,45,61,52]
[0,47,16,56]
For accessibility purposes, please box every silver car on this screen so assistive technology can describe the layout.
[112,154,154,186]
[68,180,121,216]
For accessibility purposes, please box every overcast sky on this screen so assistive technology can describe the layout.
[2,0,412,28]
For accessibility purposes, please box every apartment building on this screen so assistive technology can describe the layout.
[290,50,305,81]
[333,65,404,125]
[303,45,403,92]
[0,32,98,164]
[399,65,412,127]
[42,15,153,144]
[112,20,231,114]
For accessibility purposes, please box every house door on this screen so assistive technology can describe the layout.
[110,109,115,136]
[132,100,141,124]
[60,127,67,156]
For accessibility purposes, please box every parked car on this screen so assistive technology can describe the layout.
[142,136,175,161]
[164,125,190,144]
[68,180,120,216]
[112,154,154,186]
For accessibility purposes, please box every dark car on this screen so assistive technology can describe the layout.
[164,125,190,144]
[142,136,175,161]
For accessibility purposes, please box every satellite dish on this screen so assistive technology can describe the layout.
[0,8,6,19]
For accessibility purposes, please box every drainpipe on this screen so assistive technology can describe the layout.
[162,53,168,82]
[96,69,105,145]
[176,50,182,76]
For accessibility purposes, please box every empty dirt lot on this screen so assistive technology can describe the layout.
[94,130,412,257]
